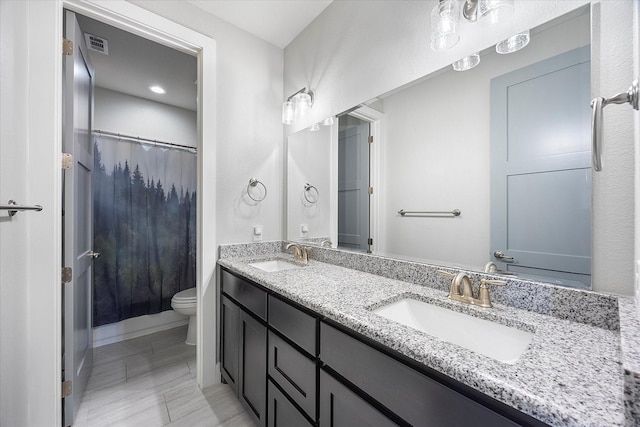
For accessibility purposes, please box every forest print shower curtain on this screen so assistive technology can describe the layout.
[93,135,196,327]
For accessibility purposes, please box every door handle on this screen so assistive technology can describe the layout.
[591,79,639,172]
[493,250,514,262]
[87,251,101,259]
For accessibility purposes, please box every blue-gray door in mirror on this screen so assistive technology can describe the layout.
[490,46,591,288]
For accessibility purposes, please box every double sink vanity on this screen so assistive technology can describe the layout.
[217,241,639,427]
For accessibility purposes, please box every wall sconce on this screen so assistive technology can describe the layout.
[282,87,314,125]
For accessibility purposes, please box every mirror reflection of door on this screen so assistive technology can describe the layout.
[490,46,591,288]
[338,116,371,252]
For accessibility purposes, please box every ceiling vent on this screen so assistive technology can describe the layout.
[84,33,109,55]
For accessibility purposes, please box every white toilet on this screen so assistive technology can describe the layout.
[171,287,197,345]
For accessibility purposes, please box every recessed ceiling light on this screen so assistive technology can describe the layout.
[149,85,166,94]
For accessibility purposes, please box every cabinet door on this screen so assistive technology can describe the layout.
[319,370,398,427]
[239,310,267,427]
[268,331,317,419]
[220,295,239,395]
[268,380,312,427]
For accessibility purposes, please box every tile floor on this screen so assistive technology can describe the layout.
[73,326,254,427]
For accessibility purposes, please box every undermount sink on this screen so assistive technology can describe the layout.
[372,298,533,364]
[249,259,303,272]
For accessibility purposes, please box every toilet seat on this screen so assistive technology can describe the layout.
[172,287,196,304]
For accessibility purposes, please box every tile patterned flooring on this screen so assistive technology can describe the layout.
[73,326,254,427]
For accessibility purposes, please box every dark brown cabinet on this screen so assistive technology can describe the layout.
[220,267,547,427]
[220,271,267,426]
[220,295,239,395]
[268,380,313,427]
[319,369,398,427]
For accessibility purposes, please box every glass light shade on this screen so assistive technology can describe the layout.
[282,100,295,125]
[430,0,460,51]
[309,123,320,131]
[452,52,480,71]
[294,92,312,118]
[495,30,530,54]
[478,0,514,26]
[320,116,335,126]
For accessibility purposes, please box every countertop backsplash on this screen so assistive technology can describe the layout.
[220,241,619,331]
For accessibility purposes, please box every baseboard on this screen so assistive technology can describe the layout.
[93,310,188,347]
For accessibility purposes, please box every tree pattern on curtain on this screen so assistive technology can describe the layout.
[93,137,196,327]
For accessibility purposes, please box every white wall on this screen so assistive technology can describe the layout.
[379,13,590,271]
[287,126,331,240]
[94,87,197,146]
[130,0,284,245]
[634,0,640,314]
[285,0,635,296]
[0,1,63,425]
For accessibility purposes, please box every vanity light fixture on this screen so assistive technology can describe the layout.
[432,0,516,52]
[149,85,166,94]
[430,0,460,51]
[464,0,515,25]
[495,29,530,54]
[452,52,480,71]
[282,87,314,125]
[320,116,335,126]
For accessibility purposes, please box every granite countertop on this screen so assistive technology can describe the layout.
[218,252,626,427]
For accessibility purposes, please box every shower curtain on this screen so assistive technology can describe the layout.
[93,135,197,327]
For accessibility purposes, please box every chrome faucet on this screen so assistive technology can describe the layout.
[285,242,309,263]
[437,271,507,308]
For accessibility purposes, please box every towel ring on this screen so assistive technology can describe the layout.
[247,178,267,202]
[304,183,319,204]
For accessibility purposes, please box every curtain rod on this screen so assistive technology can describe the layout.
[93,129,198,153]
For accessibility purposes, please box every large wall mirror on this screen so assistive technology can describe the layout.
[286,7,592,289]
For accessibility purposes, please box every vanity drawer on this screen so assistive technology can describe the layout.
[268,295,317,356]
[320,322,520,427]
[268,380,313,427]
[221,268,266,320]
[268,331,317,419]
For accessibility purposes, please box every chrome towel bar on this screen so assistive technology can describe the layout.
[1,200,43,217]
[398,209,461,217]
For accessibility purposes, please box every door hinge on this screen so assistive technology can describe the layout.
[62,380,72,398]
[368,135,373,144]
[368,238,373,246]
[368,187,373,195]
[63,39,73,56]
[62,267,72,284]
[61,153,72,170]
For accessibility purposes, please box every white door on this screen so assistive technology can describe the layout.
[62,10,95,426]
[490,46,591,288]
[338,119,370,251]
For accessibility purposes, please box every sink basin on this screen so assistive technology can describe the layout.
[249,259,303,272]
[372,298,533,364]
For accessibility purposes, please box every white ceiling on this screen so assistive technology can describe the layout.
[75,1,331,112]
[187,0,333,48]
[77,14,198,111]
